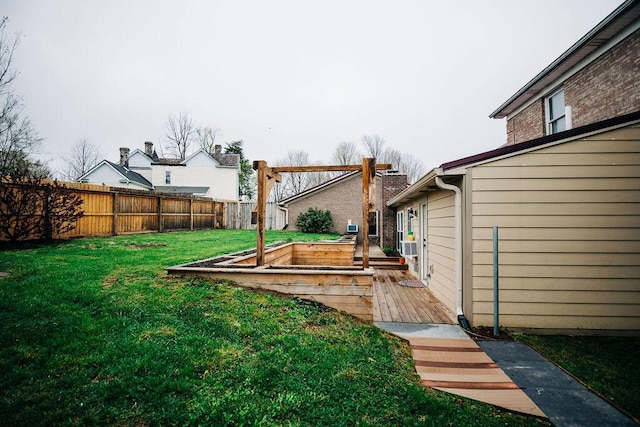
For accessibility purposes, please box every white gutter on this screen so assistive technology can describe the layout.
[278,205,289,230]
[435,176,464,318]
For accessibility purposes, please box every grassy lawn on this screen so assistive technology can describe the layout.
[0,230,547,426]
[514,334,640,422]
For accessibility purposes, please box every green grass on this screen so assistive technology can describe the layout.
[0,230,547,426]
[514,334,640,421]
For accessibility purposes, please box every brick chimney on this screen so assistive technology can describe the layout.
[214,144,222,154]
[144,141,153,156]
[119,147,130,167]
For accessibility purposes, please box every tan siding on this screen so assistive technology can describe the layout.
[427,190,457,314]
[472,276,638,292]
[473,177,640,191]
[470,124,640,331]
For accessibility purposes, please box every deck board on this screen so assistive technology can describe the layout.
[372,270,455,324]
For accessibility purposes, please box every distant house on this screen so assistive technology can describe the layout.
[79,142,240,200]
[388,0,640,334]
[279,171,407,250]
[75,159,153,191]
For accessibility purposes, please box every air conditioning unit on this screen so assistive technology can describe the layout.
[400,241,418,257]
[347,224,358,233]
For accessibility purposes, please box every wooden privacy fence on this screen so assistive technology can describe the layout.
[67,183,227,238]
[0,181,229,240]
[225,201,287,230]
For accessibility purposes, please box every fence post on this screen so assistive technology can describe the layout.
[493,225,500,337]
[112,192,119,236]
[213,201,218,229]
[158,196,163,233]
[189,198,194,231]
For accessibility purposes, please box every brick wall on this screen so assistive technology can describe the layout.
[506,100,545,145]
[505,30,640,145]
[381,173,407,249]
[566,30,640,127]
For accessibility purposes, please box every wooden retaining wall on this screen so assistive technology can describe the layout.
[168,267,375,320]
[167,241,372,320]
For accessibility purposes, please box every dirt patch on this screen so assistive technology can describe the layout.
[468,326,514,341]
[0,272,10,280]
[102,275,118,289]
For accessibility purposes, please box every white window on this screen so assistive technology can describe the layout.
[165,171,171,184]
[396,211,404,251]
[546,89,567,134]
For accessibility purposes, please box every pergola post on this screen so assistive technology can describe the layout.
[254,160,267,266]
[362,158,376,269]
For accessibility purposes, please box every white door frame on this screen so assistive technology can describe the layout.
[420,202,429,282]
[396,211,404,252]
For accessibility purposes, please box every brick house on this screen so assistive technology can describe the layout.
[279,171,407,250]
[386,1,640,334]
[490,0,640,145]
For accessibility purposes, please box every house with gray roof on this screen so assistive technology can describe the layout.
[79,142,240,200]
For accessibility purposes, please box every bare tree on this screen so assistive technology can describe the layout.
[361,134,386,159]
[331,141,362,165]
[195,126,222,153]
[60,136,102,181]
[165,111,195,159]
[0,173,84,241]
[380,147,402,170]
[0,18,44,176]
[306,163,332,189]
[271,150,319,201]
[397,153,427,184]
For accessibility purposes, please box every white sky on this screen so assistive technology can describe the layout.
[4,0,624,176]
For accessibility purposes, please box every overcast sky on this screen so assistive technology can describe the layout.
[4,0,624,176]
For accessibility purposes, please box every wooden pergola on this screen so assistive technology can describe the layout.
[253,158,392,268]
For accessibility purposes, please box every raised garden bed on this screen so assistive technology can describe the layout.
[167,238,375,320]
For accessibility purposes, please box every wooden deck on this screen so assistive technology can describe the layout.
[373,269,456,324]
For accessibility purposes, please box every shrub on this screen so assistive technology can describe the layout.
[295,207,333,234]
[383,247,400,257]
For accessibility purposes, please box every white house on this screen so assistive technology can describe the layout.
[79,142,240,200]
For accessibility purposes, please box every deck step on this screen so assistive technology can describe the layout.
[354,260,408,270]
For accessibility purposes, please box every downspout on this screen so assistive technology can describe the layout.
[278,205,289,230]
[435,176,470,329]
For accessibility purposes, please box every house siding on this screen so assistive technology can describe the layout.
[470,124,640,331]
[151,164,238,200]
[426,191,457,315]
[506,30,640,146]
[397,190,457,315]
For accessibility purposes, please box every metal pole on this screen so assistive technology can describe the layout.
[493,226,499,337]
